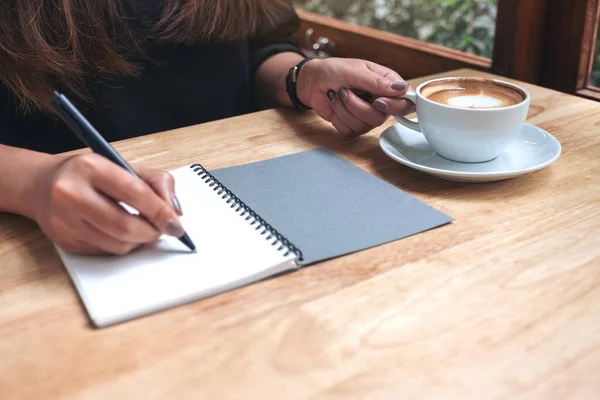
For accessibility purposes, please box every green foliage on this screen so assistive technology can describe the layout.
[295,0,497,57]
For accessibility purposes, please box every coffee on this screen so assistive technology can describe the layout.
[394,76,531,162]
[421,78,525,109]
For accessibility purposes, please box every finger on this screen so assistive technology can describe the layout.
[339,88,389,127]
[53,217,137,255]
[344,63,408,98]
[330,91,371,135]
[311,93,336,122]
[75,187,161,243]
[373,97,417,117]
[353,90,377,103]
[79,220,141,255]
[330,114,353,136]
[325,89,352,136]
[56,239,106,255]
[365,61,404,82]
[87,159,183,238]
[135,166,182,216]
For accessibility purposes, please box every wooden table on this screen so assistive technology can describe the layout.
[1,69,599,399]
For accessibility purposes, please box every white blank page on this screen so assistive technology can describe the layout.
[56,165,298,327]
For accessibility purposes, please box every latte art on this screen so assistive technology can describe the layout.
[422,78,525,109]
[443,90,513,108]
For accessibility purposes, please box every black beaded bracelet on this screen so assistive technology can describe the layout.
[285,58,313,111]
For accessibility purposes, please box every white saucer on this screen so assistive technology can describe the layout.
[379,122,561,182]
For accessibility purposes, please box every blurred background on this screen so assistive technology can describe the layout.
[297,0,498,57]
[293,0,600,100]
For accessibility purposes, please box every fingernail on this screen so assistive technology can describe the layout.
[373,99,389,112]
[327,89,336,101]
[171,193,183,215]
[166,219,184,237]
[339,88,348,101]
[392,82,408,91]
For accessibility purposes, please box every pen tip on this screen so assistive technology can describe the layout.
[179,232,196,252]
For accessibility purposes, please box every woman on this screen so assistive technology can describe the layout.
[0,0,413,255]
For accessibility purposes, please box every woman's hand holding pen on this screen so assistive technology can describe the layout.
[27,153,184,255]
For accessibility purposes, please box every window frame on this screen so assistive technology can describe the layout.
[296,9,491,81]
[295,0,600,100]
[539,0,600,101]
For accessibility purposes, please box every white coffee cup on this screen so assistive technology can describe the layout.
[394,77,531,163]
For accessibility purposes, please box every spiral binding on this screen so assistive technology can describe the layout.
[190,164,303,262]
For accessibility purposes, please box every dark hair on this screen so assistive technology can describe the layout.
[0,0,292,112]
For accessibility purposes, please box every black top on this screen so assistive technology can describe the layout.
[0,2,303,154]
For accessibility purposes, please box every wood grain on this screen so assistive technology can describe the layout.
[1,69,600,399]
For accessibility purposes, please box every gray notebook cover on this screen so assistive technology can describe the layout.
[211,147,452,265]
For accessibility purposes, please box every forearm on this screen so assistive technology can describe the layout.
[0,144,55,218]
[253,52,306,108]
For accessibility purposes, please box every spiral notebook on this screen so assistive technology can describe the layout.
[55,147,452,327]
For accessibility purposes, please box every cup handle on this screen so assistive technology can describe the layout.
[394,91,421,132]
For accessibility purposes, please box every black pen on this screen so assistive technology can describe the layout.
[51,91,196,252]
